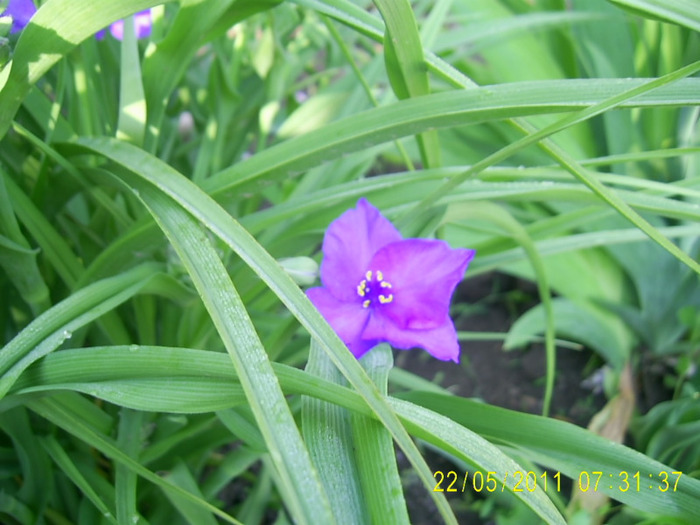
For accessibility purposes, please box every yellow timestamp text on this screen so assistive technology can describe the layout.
[433,470,563,493]
[577,471,683,492]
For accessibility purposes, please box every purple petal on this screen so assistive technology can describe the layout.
[368,239,474,329]
[3,0,36,33]
[307,287,376,358]
[320,198,402,302]
[363,312,461,362]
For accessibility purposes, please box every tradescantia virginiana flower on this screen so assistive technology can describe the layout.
[306,199,475,362]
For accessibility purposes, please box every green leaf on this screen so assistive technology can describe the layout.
[0,0,171,139]
[0,263,160,398]
[302,341,368,525]
[607,0,700,32]
[11,345,566,524]
[505,298,628,370]
[127,180,335,524]
[116,16,146,145]
[398,391,700,521]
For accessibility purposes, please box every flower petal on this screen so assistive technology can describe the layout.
[306,287,376,358]
[369,239,475,329]
[320,198,402,301]
[363,312,461,362]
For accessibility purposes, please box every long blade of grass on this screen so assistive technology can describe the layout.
[0,263,160,398]
[374,0,441,167]
[350,344,410,523]
[400,61,700,273]
[11,345,568,524]
[128,180,335,524]
[39,435,117,524]
[25,396,243,525]
[607,0,700,31]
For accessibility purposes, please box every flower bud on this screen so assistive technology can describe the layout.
[278,257,319,286]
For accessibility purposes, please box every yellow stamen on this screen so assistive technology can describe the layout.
[362,299,371,308]
[376,270,383,281]
[378,294,394,304]
[365,270,372,280]
[380,281,392,289]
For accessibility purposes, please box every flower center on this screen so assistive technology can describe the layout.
[356,270,394,309]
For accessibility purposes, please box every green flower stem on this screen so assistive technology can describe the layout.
[351,344,410,524]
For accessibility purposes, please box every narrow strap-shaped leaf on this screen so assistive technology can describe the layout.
[397,391,700,521]
[2,172,84,288]
[202,78,700,196]
[607,0,700,32]
[302,340,368,525]
[116,16,146,146]
[12,346,568,524]
[39,435,118,524]
[443,202,557,416]
[115,408,144,525]
[374,0,440,167]
[129,180,335,525]
[163,460,219,525]
[25,396,243,525]
[0,171,50,313]
[0,263,160,398]
[399,60,700,273]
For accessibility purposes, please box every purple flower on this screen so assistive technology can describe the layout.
[1,0,36,33]
[307,199,475,362]
[95,10,152,40]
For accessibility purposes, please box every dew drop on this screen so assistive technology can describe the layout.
[128,344,139,352]
[62,330,72,340]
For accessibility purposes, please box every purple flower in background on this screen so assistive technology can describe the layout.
[1,0,36,33]
[96,10,152,40]
[1,2,152,40]
[307,199,475,362]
